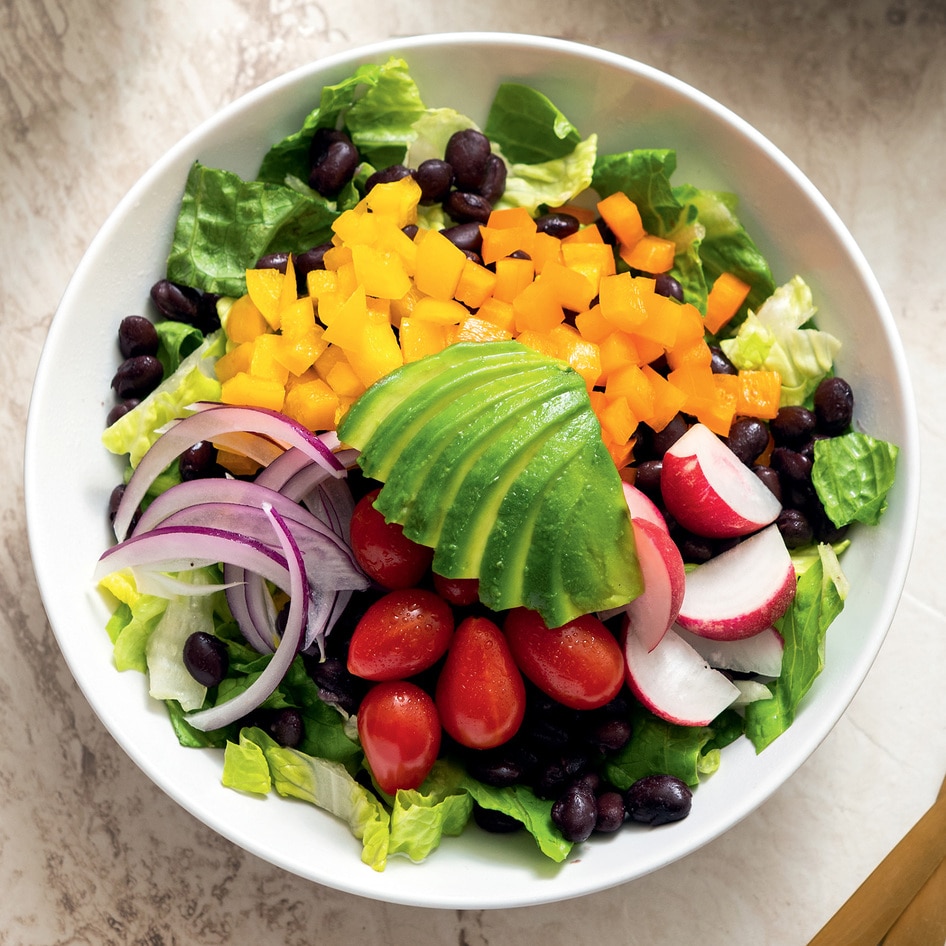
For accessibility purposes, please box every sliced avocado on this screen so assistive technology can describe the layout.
[478,409,601,613]
[431,384,588,577]
[338,340,642,627]
[375,365,554,528]
[340,341,549,465]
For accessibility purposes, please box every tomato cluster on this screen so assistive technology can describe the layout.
[346,489,627,796]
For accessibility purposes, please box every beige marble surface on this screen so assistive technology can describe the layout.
[3,0,946,943]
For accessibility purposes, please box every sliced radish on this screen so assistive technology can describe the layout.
[622,481,669,534]
[623,624,740,726]
[674,625,785,677]
[677,524,796,641]
[623,517,686,652]
[660,422,781,538]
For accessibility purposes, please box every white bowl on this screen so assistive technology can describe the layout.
[25,32,919,909]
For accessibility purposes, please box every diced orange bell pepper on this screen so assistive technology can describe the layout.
[225,294,269,344]
[411,296,468,326]
[598,330,642,380]
[492,256,535,303]
[215,341,254,382]
[596,192,646,248]
[513,279,565,333]
[246,267,288,330]
[641,365,688,432]
[704,272,751,334]
[454,316,513,344]
[560,242,616,294]
[454,259,497,309]
[399,317,449,362]
[220,372,286,412]
[538,260,596,314]
[475,297,517,333]
[619,234,676,274]
[605,363,656,422]
[283,377,340,431]
[574,304,611,344]
[351,244,412,300]
[413,228,467,300]
[548,323,601,389]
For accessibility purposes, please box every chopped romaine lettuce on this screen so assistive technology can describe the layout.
[102,329,226,466]
[745,544,847,751]
[484,82,584,165]
[166,164,339,296]
[232,727,391,871]
[812,432,900,527]
[145,571,218,711]
[459,776,572,863]
[497,134,598,216]
[720,275,842,405]
[604,707,723,789]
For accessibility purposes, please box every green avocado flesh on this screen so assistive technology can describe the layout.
[337,341,642,627]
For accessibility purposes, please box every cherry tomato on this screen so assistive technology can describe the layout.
[432,573,480,606]
[347,588,454,681]
[356,680,441,795]
[503,608,625,710]
[349,488,434,589]
[435,616,526,749]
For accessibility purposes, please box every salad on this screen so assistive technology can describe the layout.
[95,57,900,871]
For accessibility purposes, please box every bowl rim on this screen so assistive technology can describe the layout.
[25,31,921,909]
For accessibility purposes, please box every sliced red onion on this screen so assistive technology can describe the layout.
[95,525,290,589]
[186,504,310,732]
[112,405,345,541]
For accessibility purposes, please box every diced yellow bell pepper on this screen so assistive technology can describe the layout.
[283,377,340,432]
[220,372,286,412]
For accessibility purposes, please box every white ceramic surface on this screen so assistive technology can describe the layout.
[24,32,919,910]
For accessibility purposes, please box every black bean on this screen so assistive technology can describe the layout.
[476,153,507,204]
[111,354,163,399]
[594,791,627,833]
[412,158,454,203]
[473,803,522,834]
[294,243,332,294]
[709,345,739,376]
[401,225,419,241]
[776,507,814,548]
[633,459,663,498]
[444,128,492,191]
[770,446,812,488]
[306,656,365,715]
[150,279,202,324]
[443,190,492,225]
[535,212,581,240]
[440,222,483,253]
[533,752,590,799]
[308,129,359,197]
[594,216,617,245]
[365,163,411,192]
[651,414,689,457]
[770,405,817,448]
[118,315,159,359]
[254,252,289,273]
[264,708,305,748]
[465,749,527,788]
[551,786,598,842]
[813,376,854,435]
[677,531,719,565]
[182,631,230,687]
[106,398,139,427]
[725,417,770,465]
[586,716,633,753]
[654,273,684,302]
[624,774,692,826]
[178,441,221,480]
[753,465,782,502]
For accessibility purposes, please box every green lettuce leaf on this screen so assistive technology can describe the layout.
[102,329,225,466]
[236,727,390,871]
[404,108,479,167]
[460,775,572,863]
[484,82,583,165]
[497,134,598,216]
[745,544,847,751]
[166,163,338,296]
[388,761,473,862]
[222,732,273,795]
[720,275,842,405]
[604,707,721,790]
[674,185,775,316]
[592,148,682,234]
[257,58,424,185]
[812,433,900,527]
[110,593,169,674]
[154,320,204,375]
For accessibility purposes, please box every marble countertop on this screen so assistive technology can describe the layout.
[3,1,945,943]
